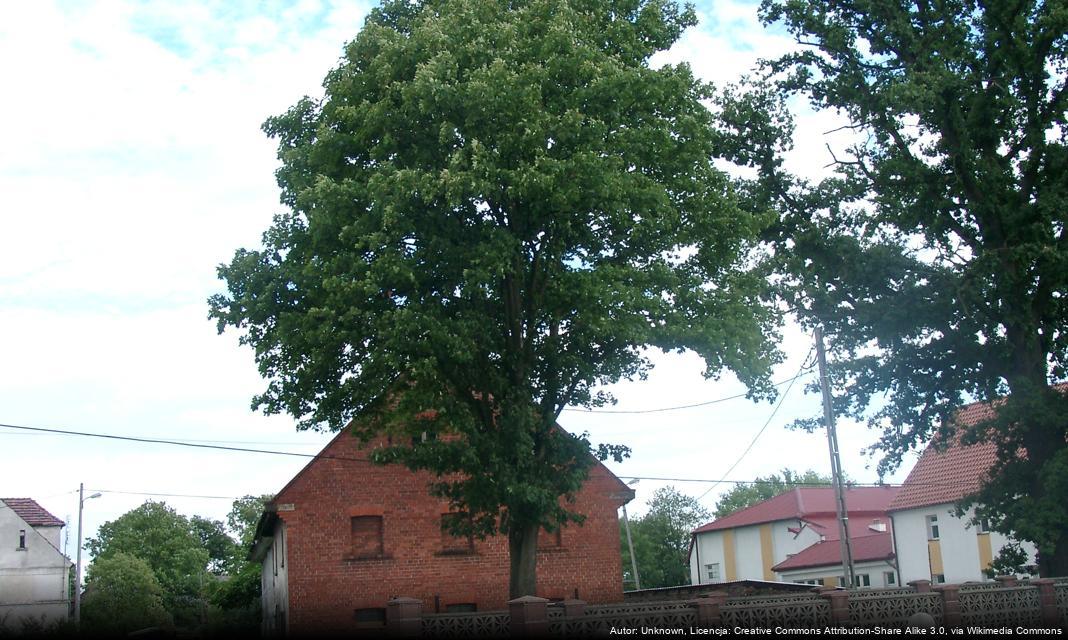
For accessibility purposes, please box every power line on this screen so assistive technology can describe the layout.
[562,370,816,414]
[696,346,816,502]
[88,489,239,500]
[0,422,372,464]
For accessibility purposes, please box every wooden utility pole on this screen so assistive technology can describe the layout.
[815,327,855,588]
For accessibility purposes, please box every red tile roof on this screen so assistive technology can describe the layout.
[693,486,900,535]
[772,532,894,572]
[887,396,1006,513]
[1,498,65,527]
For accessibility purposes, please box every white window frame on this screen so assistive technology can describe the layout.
[705,563,720,581]
[925,514,940,540]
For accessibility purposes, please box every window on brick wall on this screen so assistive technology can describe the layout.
[351,515,384,559]
[538,527,562,550]
[440,513,474,555]
[354,608,386,627]
[445,603,477,613]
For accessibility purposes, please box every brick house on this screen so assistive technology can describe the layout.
[250,427,634,636]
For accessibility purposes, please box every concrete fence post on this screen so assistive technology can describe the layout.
[907,579,932,593]
[819,588,850,626]
[386,597,422,638]
[691,591,727,627]
[932,584,961,627]
[1030,579,1062,627]
[561,598,586,618]
[509,595,550,638]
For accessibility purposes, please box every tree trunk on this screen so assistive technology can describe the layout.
[508,522,540,599]
[1040,537,1068,578]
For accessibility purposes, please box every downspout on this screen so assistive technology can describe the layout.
[693,533,701,585]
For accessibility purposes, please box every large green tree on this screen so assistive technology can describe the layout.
[712,469,834,519]
[720,0,1068,574]
[81,553,173,636]
[210,0,779,596]
[85,502,211,624]
[621,487,710,589]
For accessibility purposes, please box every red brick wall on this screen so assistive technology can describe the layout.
[271,431,628,634]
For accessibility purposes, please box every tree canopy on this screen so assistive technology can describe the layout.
[86,501,210,625]
[712,469,834,519]
[719,0,1068,574]
[621,487,709,589]
[81,553,173,636]
[210,0,779,595]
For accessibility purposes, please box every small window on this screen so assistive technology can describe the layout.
[705,563,720,581]
[538,527,562,549]
[853,573,871,588]
[18,530,26,549]
[933,573,946,584]
[445,603,477,613]
[884,571,896,585]
[925,515,940,540]
[976,518,991,534]
[351,516,384,559]
[353,608,386,626]
[440,513,474,554]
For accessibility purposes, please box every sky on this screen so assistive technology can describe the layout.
[0,0,916,573]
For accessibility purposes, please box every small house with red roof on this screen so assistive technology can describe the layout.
[0,498,71,627]
[250,427,634,636]
[688,486,900,588]
[887,398,1038,584]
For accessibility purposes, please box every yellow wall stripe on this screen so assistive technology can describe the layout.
[723,530,737,581]
[977,533,993,573]
[928,540,944,576]
[760,524,775,581]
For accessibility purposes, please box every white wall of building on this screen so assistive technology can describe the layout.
[690,530,726,584]
[0,503,70,629]
[891,504,1037,584]
[777,560,899,588]
[260,519,289,637]
[689,520,823,584]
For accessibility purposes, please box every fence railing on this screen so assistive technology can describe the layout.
[385,577,1066,638]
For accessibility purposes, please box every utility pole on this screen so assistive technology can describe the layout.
[75,483,84,626]
[815,327,855,588]
[621,503,641,590]
[74,484,101,626]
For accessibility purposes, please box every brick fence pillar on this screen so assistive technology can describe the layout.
[933,584,961,627]
[509,595,550,638]
[908,579,932,593]
[691,591,727,627]
[995,575,1018,587]
[819,588,850,626]
[386,597,422,638]
[1030,579,1063,627]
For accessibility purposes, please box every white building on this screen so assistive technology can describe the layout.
[887,399,1038,584]
[772,533,899,588]
[688,486,900,586]
[0,498,72,628]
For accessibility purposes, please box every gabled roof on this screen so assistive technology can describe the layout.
[692,486,899,535]
[1,498,65,527]
[887,398,1002,513]
[772,532,894,572]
